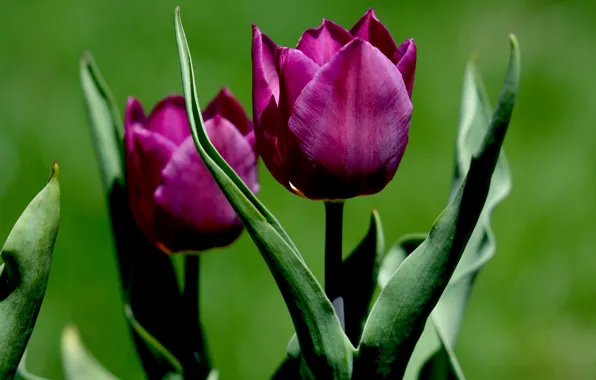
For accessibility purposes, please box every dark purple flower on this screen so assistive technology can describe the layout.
[124,89,258,253]
[252,9,416,200]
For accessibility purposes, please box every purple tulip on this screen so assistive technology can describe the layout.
[252,9,416,200]
[124,89,258,253]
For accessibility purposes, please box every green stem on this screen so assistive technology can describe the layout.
[324,201,345,329]
[182,254,210,379]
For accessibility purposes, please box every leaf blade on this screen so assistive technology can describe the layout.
[355,35,521,379]
[80,52,124,189]
[343,210,385,345]
[0,163,60,378]
[407,39,516,380]
[174,8,352,378]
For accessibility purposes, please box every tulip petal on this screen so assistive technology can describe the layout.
[125,125,177,243]
[288,39,412,199]
[154,116,258,251]
[203,88,253,136]
[349,9,398,62]
[257,49,318,187]
[125,97,147,129]
[146,95,190,145]
[276,47,319,120]
[252,25,280,123]
[394,39,417,97]
[296,19,352,66]
[255,96,290,189]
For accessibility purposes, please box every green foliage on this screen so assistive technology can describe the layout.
[80,53,211,379]
[0,164,60,378]
[175,7,354,379]
[342,210,385,345]
[354,36,520,379]
[402,48,514,380]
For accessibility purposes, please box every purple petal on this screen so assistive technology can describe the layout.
[349,9,398,62]
[296,19,352,66]
[394,39,417,97]
[125,97,147,130]
[276,47,319,120]
[146,95,190,146]
[125,125,177,243]
[203,88,253,136]
[254,96,290,189]
[154,116,258,250]
[252,25,280,123]
[287,38,412,199]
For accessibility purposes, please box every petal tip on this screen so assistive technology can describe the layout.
[125,97,146,128]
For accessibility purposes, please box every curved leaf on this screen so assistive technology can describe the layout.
[0,163,60,378]
[343,210,385,345]
[355,35,520,379]
[404,40,514,380]
[377,234,427,290]
[174,7,352,379]
[81,53,205,378]
[80,52,124,189]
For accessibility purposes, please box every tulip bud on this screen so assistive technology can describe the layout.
[124,89,258,253]
[252,9,416,200]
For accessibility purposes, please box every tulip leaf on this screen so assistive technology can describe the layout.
[80,52,124,189]
[80,53,209,378]
[402,41,514,380]
[377,234,427,290]
[354,35,520,379]
[377,236,464,379]
[175,7,353,379]
[61,325,118,380]
[0,163,61,379]
[343,210,384,345]
[272,210,385,378]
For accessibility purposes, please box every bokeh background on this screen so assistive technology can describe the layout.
[1,0,595,378]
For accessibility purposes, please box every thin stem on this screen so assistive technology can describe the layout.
[324,201,345,329]
[182,254,210,378]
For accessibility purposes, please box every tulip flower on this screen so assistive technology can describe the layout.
[252,9,416,200]
[124,89,258,253]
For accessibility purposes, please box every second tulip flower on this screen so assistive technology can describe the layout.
[125,89,258,253]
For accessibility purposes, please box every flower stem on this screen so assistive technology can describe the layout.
[324,201,345,329]
[182,254,210,378]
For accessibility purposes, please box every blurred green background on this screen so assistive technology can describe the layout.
[1,0,595,378]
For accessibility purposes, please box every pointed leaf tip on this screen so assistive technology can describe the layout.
[356,35,520,379]
[50,161,59,180]
[0,165,60,378]
[174,12,352,378]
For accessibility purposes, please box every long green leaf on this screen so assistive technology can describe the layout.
[61,325,117,380]
[0,163,61,378]
[355,35,520,379]
[377,234,427,290]
[80,52,124,189]
[404,41,514,380]
[343,210,385,345]
[80,53,204,378]
[174,7,352,379]
[272,211,385,379]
